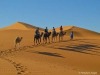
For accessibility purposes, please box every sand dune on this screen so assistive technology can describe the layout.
[0,22,44,50]
[0,22,100,75]
[65,26,100,39]
[0,22,44,30]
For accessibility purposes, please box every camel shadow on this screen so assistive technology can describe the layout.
[26,50,64,58]
[56,44,100,56]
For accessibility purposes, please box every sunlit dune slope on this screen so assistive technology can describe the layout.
[0,22,44,50]
[0,22,44,30]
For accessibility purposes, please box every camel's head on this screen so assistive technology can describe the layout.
[21,37,23,40]
[64,32,67,35]
[49,32,51,34]
[41,32,43,35]
[57,32,59,34]
[41,32,44,37]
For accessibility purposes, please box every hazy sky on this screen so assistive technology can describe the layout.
[0,0,100,32]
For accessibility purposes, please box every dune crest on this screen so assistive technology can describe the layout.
[49,26,74,32]
[0,22,44,30]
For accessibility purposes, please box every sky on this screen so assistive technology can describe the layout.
[0,0,100,32]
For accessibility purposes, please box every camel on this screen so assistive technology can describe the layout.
[43,32,51,44]
[15,37,23,48]
[59,31,66,41]
[52,32,59,42]
[34,32,43,45]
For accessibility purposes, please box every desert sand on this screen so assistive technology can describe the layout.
[0,22,100,75]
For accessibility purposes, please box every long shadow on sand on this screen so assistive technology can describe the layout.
[62,39,100,45]
[55,44,100,56]
[26,51,64,58]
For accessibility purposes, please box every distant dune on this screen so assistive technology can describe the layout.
[64,26,100,39]
[50,25,100,39]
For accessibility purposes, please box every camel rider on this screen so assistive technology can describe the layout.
[60,25,63,34]
[35,27,40,36]
[44,27,48,35]
[52,27,56,35]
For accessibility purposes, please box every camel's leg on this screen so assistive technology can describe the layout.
[43,37,45,44]
[34,37,35,45]
[15,43,17,49]
[53,37,55,42]
[54,37,55,42]
[62,35,63,41]
[46,37,48,43]
[40,37,41,43]
[35,39,37,44]
[40,38,41,44]
[36,38,39,45]
[15,43,19,50]
[61,36,62,41]
[18,43,20,49]
[59,35,60,42]
[56,36,57,42]
[43,37,44,43]
[45,37,47,44]
[36,39,38,45]
[52,36,53,42]
[38,39,39,44]
[48,37,50,43]
[44,37,46,44]
[54,36,56,42]
[45,38,47,44]
[37,39,38,45]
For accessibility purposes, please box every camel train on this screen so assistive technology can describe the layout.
[34,26,67,45]
[15,26,67,48]
[34,31,66,45]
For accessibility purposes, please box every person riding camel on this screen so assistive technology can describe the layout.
[44,27,48,35]
[35,27,40,37]
[60,25,63,34]
[52,27,56,35]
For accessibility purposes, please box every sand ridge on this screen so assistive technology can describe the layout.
[0,22,44,31]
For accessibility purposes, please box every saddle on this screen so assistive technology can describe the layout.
[45,32,48,35]
[60,31,63,35]
[53,31,56,35]
[44,32,48,37]
[35,33,40,38]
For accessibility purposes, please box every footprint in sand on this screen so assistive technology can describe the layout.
[0,57,30,75]
[7,59,29,75]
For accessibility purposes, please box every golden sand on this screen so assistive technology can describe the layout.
[0,22,100,75]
